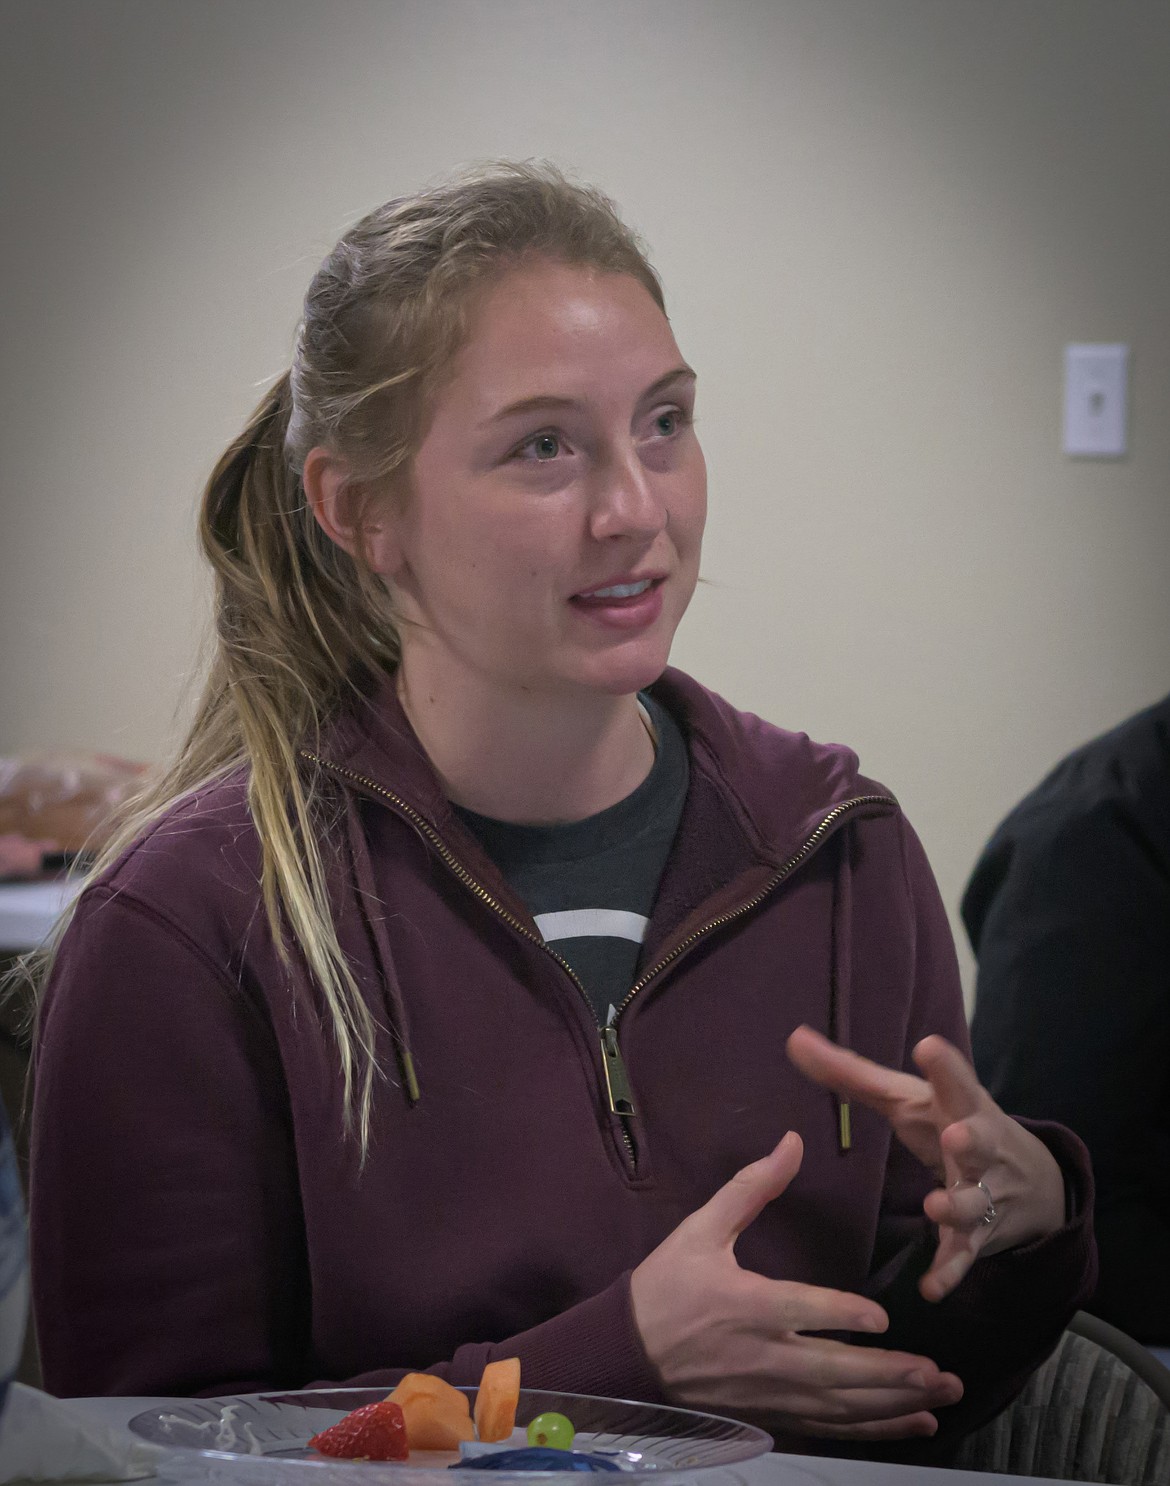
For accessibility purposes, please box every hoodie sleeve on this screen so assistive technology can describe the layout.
[30,888,314,1398]
[855,817,1097,1466]
[313,1273,668,1399]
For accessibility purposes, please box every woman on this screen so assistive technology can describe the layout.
[29,163,1094,1462]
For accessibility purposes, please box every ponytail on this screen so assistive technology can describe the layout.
[32,374,402,1153]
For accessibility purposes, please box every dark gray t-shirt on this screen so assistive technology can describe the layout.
[455,696,688,1026]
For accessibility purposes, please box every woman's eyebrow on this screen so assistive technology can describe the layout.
[480,365,696,428]
[642,366,697,400]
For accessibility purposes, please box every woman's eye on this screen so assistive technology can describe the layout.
[519,433,561,461]
[651,408,688,438]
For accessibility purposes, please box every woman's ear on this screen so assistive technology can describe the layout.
[302,447,403,577]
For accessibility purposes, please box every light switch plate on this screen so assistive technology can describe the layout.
[1062,343,1128,457]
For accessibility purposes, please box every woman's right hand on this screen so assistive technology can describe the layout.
[628,1132,964,1441]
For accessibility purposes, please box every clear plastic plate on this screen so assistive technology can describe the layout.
[129,1387,785,1486]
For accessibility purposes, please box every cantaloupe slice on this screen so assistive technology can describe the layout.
[474,1357,521,1443]
[397,1393,475,1450]
[387,1374,474,1450]
[388,1373,466,1407]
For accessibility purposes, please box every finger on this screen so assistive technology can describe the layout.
[785,1373,963,1423]
[786,1025,922,1111]
[794,1411,941,1442]
[919,1244,979,1302]
[918,1182,990,1303]
[923,1178,996,1232]
[938,1110,998,1175]
[687,1131,804,1247]
[774,1335,955,1394]
[911,1036,985,1125]
[739,1273,889,1337]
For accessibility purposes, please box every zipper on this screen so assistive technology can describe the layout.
[611,792,898,1020]
[610,790,895,1157]
[305,752,894,1167]
[600,1025,636,1117]
[302,752,641,1164]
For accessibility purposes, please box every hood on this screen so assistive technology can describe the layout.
[649,669,895,861]
[313,666,895,866]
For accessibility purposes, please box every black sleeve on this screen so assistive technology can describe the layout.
[967,798,1170,1342]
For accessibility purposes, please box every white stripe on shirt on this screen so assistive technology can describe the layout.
[534,908,649,944]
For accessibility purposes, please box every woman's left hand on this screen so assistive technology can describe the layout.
[786,1025,1067,1302]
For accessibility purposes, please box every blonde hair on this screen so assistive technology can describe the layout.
[32,161,665,1150]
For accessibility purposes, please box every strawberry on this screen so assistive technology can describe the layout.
[309,1398,409,1461]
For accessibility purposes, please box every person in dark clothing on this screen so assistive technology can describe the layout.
[965,693,1170,1343]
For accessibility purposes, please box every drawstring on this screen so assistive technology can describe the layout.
[343,791,421,1106]
[829,828,853,1152]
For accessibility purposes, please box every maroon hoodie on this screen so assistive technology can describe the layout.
[29,669,1095,1463]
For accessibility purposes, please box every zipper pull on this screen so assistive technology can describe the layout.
[600,1026,637,1119]
[838,1099,852,1151]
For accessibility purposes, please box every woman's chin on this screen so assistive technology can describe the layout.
[572,645,675,698]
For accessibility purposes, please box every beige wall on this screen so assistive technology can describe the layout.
[2,1,1168,999]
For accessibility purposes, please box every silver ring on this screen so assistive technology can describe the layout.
[975,1179,998,1225]
[950,1177,998,1225]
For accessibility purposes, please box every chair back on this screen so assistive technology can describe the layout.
[952,1316,1170,1483]
[1067,1310,1170,1407]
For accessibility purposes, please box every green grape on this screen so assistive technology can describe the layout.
[526,1412,576,1450]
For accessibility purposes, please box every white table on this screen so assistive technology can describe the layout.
[65,1396,1083,1486]
[0,879,82,953]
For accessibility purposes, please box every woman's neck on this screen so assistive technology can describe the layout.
[395,663,655,824]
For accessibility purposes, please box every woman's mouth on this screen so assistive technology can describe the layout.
[569,576,665,629]
[578,578,655,601]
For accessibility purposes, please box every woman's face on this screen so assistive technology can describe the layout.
[374,259,706,704]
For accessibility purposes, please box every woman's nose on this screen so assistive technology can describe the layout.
[588,446,667,541]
